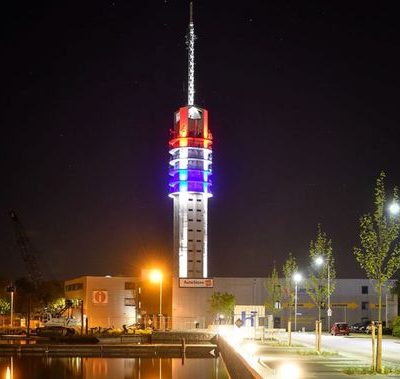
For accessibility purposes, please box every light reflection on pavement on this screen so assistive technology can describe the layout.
[291,332,400,365]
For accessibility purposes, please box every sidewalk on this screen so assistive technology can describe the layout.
[232,339,400,378]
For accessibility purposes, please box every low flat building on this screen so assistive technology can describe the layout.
[64,276,138,330]
[64,273,172,330]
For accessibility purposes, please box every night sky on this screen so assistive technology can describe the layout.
[1,1,399,281]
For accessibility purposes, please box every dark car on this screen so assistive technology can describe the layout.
[350,321,370,333]
[366,321,392,335]
[330,322,350,336]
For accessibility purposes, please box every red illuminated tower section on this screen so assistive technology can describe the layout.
[168,3,213,278]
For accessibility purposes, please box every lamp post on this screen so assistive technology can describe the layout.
[385,291,388,327]
[386,201,398,327]
[150,270,163,328]
[293,273,302,332]
[6,284,15,328]
[315,256,331,330]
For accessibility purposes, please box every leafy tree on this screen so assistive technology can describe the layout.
[14,277,37,314]
[282,253,298,322]
[0,298,10,327]
[37,280,64,306]
[0,298,10,315]
[392,316,400,337]
[208,292,235,323]
[305,225,336,321]
[14,277,64,314]
[44,297,67,315]
[264,264,282,316]
[354,172,400,322]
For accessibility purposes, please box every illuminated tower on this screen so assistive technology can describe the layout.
[169,3,213,278]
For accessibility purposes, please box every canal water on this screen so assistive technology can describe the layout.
[0,356,229,379]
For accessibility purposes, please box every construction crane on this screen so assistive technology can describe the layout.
[9,211,79,336]
[9,211,43,288]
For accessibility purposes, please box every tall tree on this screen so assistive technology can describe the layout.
[354,171,400,322]
[208,292,235,323]
[264,264,282,316]
[0,298,10,316]
[282,253,298,322]
[0,298,10,327]
[305,225,336,322]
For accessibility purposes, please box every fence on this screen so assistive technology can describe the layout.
[139,316,207,331]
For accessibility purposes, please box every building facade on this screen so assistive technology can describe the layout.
[64,276,138,329]
[172,277,398,330]
[64,273,173,329]
[63,276,397,330]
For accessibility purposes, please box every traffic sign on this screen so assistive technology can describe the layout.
[327,308,332,317]
[235,319,243,328]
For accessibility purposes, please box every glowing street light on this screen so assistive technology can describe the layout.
[150,270,163,317]
[293,273,302,332]
[389,201,400,216]
[315,256,324,266]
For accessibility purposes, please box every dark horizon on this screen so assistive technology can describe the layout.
[1,1,400,281]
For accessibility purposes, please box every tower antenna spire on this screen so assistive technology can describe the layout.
[187,1,196,106]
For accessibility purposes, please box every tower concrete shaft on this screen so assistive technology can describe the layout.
[169,107,213,278]
[168,4,213,279]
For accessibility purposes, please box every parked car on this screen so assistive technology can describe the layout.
[365,321,392,335]
[350,321,370,333]
[330,322,350,336]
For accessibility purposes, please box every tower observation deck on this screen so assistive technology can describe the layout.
[168,3,213,278]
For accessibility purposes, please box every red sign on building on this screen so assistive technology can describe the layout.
[92,290,108,304]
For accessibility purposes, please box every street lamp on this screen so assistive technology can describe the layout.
[6,284,15,328]
[315,255,331,330]
[389,201,400,216]
[150,270,163,318]
[293,273,302,332]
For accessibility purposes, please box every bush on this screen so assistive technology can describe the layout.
[392,316,400,337]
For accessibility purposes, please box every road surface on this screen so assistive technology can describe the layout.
[292,332,400,365]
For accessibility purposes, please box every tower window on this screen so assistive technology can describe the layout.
[196,209,202,212]
[196,239,201,242]
[189,208,193,211]
[196,229,201,232]
[197,199,202,202]
[188,229,193,231]
[196,260,201,263]
[196,219,201,222]
[189,218,193,221]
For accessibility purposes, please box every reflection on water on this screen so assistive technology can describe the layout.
[0,356,229,379]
